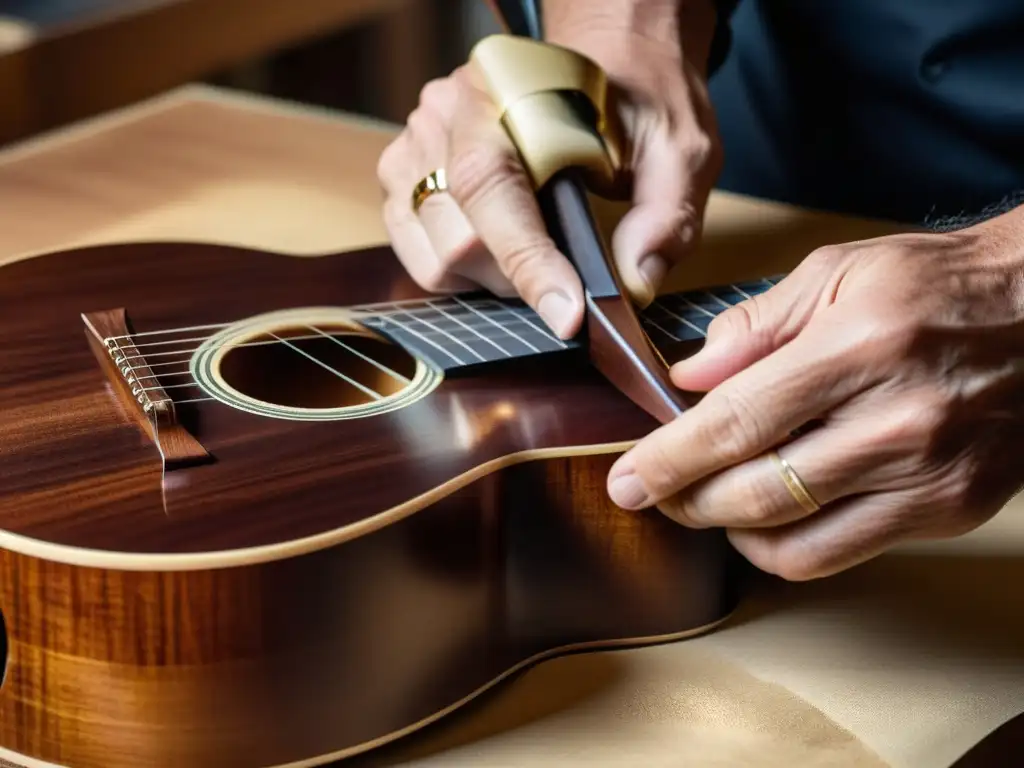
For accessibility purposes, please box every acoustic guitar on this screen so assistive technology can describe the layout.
[0,232,784,768]
[0,3,793,767]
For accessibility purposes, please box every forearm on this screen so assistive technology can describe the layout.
[542,0,720,75]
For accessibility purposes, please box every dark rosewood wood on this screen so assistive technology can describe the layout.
[82,307,211,470]
[0,241,739,768]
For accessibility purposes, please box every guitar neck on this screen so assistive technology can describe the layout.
[354,275,783,375]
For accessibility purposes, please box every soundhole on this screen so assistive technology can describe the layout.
[217,325,417,409]
[191,308,444,421]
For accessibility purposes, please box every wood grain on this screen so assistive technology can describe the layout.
[0,236,738,766]
[1,86,1020,768]
[0,0,407,145]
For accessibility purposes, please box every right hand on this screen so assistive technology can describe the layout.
[376,32,723,339]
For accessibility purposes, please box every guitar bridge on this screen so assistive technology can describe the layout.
[83,308,211,470]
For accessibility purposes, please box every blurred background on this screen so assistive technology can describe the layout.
[0,0,504,146]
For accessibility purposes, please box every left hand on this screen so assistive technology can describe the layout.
[607,208,1024,580]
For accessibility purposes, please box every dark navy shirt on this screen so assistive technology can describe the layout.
[707,0,1024,224]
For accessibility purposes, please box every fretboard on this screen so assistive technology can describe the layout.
[355,275,782,373]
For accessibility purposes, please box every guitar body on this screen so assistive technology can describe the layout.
[0,243,740,768]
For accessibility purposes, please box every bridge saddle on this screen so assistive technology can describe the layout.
[82,307,211,470]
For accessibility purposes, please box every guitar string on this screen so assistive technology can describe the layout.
[116,278,781,409]
[102,278,781,346]
[139,310,719,411]
[114,301,558,354]
[114,305,694,377]
[119,298,728,395]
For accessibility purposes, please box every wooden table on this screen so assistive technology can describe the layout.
[0,0,410,145]
[1,84,1022,768]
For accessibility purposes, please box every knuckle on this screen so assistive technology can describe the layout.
[658,496,710,528]
[416,263,455,293]
[680,131,719,173]
[418,77,452,110]
[740,474,787,525]
[771,550,825,582]
[405,106,432,138]
[698,389,768,464]
[375,138,405,186]
[742,534,824,582]
[498,240,558,291]
[804,244,846,269]
[708,300,757,340]
[446,144,521,207]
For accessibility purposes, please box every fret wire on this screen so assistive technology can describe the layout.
[677,295,717,318]
[650,300,705,335]
[425,300,513,358]
[389,306,486,363]
[267,331,384,401]
[501,303,569,349]
[730,283,754,300]
[374,314,466,366]
[641,315,685,342]
[304,325,411,384]
[111,276,786,346]
[455,297,542,353]
[703,291,735,311]
[115,316,543,367]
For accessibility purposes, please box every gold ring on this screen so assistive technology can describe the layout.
[768,450,820,514]
[411,168,447,212]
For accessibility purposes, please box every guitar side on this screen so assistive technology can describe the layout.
[0,242,740,767]
[0,452,738,768]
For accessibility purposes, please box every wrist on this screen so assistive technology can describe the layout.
[542,0,718,78]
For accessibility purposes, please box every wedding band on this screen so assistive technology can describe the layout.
[768,450,821,514]
[412,168,447,212]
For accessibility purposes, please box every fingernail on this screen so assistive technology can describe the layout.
[608,471,650,509]
[637,253,669,293]
[537,291,575,338]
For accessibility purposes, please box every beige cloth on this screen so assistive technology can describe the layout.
[0,85,1021,768]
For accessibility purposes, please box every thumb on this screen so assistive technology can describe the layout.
[611,117,719,307]
[670,272,827,391]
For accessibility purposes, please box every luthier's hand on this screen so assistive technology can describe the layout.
[607,206,1024,580]
[376,1,722,339]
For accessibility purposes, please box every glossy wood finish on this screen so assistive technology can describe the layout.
[4,88,1021,768]
[0,240,738,767]
[0,0,406,145]
[82,307,212,469]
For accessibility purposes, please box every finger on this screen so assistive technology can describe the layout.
[606,308,876,510]
[445,72,585,339]
[670,259,841,392]
[415,194,516,297]
[611,120,715,307]
[656,404,912,529]
[727,491,918,581]
[382,197,477,295]
[400,77,516,297]
[378,131,474,294]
